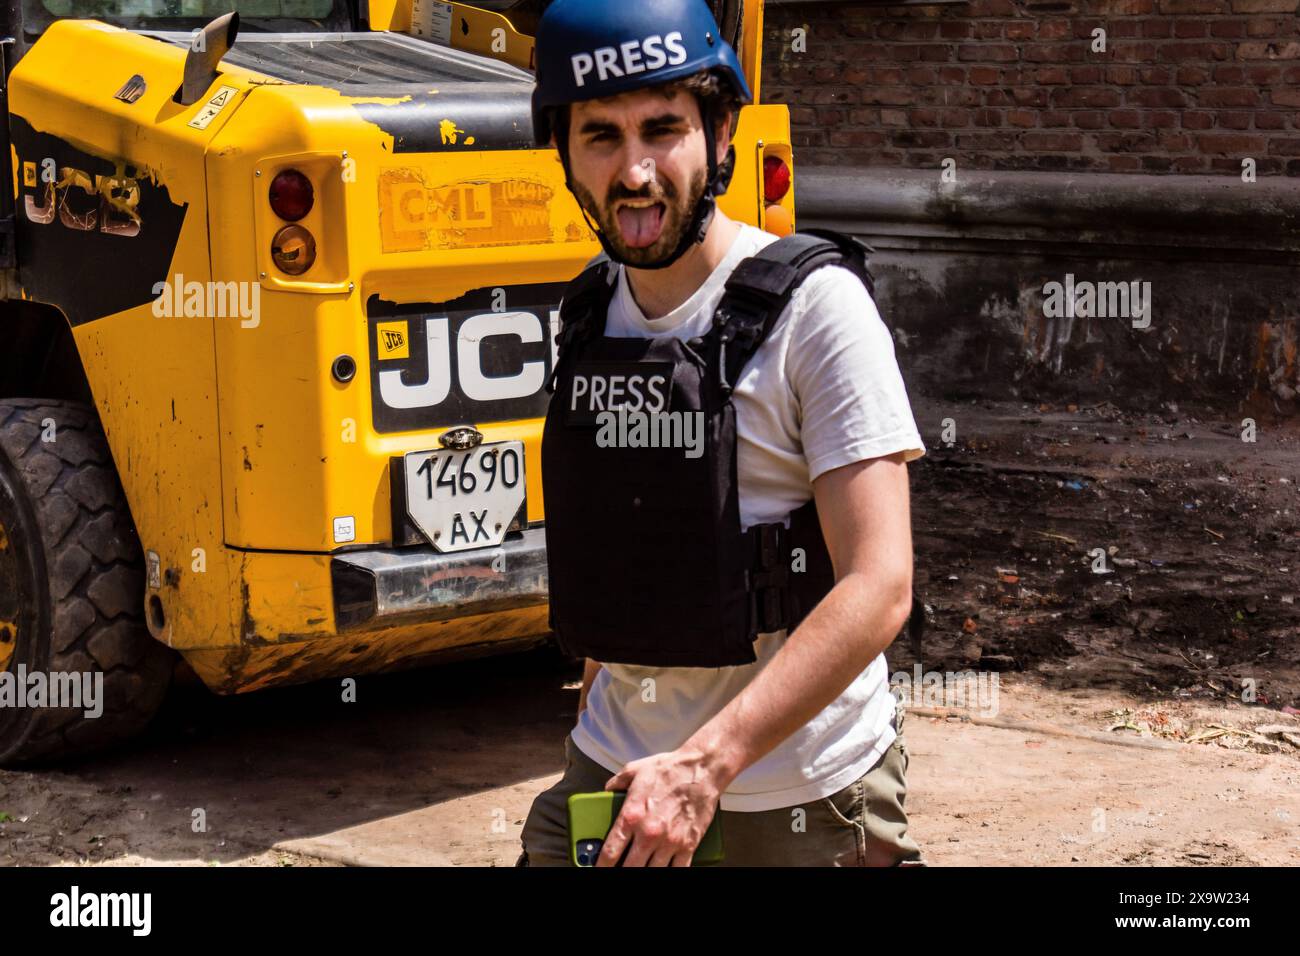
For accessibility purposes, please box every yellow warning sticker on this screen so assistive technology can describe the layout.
[188,85,239,131]
[376,321,410,360]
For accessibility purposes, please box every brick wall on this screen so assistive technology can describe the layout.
[762,0,1300,175]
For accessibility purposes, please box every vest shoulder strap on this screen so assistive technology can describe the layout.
[545,256,617,394]
[712,228,876,393]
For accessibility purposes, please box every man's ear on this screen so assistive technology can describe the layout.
[714,110,735,166]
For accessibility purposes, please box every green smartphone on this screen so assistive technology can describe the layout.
[567,791,724,867]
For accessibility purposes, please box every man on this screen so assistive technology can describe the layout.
[518,0,926,867]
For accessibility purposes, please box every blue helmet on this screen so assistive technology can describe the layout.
[530,0,754,269]
[531,0,752,147]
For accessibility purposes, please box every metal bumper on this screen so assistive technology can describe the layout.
[330,528,549,631]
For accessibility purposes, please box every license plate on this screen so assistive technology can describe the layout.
[402,441,526,553]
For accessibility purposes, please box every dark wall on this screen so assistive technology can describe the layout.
[799,167,1300,415]
[763,0,1300,176]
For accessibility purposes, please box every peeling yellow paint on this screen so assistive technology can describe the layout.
[437,118,474,146]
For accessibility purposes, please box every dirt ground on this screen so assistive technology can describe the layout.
[1,397,1298,866]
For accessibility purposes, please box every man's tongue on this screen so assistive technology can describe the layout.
[615,203,665,248]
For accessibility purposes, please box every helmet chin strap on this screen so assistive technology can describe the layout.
[559,102,728,271]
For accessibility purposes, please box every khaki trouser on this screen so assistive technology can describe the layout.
[517,703,925,867]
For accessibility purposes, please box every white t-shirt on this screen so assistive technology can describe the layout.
[568,223,926,812]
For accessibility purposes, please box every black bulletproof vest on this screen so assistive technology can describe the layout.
[542,229,877,668]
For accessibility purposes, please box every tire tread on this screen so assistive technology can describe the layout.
[0,400,173,765]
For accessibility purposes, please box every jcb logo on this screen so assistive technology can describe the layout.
[377,322,410,360]
[378,309,559,410]
[369,288,566,435]
[369,280,566,434]
[22,160,142,237]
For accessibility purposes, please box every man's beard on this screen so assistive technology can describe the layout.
[573,165,708,267]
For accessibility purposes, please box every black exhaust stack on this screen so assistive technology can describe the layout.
[177,11,239,106]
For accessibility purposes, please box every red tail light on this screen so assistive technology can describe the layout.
[763,156,791,204]
[269,169,314,222]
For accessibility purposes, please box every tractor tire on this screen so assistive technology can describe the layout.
[0,399,174,765]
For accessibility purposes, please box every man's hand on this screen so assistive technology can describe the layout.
[642,453,914,832]
[587,454,913,867]
[596,747,726,867]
